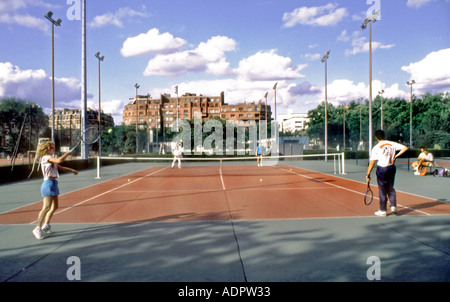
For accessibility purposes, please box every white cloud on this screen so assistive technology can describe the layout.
[303,53,321,61]
[235,49,306,81]
[0,0,51,32]
[401,48,450,94]
[282,3,348,27]
[406,0,436,8]
[121,28,187,57]
[90,6,148,28]
[160,78,293,109]
[143,36,236,77]
[0,62,84,110]
[310,79,408,107]
[342,31,395,56]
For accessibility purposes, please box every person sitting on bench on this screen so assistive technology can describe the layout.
[412,146,434,175]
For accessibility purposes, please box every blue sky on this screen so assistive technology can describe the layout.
[1,0,449,124]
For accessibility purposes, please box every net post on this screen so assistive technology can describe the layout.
[95,155,101,179]
[333,154,336,174]
[341,152,346,175]
[338,153,341,174]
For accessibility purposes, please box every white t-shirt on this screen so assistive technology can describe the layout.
[418,152,434,161]
[41,155,59,180]
[173,149,182,157]
[370,140,406,168]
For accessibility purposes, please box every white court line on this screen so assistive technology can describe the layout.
[277,167,432,216]
[30,166,169,224]
[219,166,226,191]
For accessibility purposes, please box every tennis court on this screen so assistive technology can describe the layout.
[0,155,449,282]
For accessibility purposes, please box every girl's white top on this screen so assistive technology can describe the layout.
[41,155,59,180]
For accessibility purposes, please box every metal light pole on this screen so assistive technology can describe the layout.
[273,82,278,122]
[343,105,349,150]
[362,9,379,156]
[95,52,104,179]
[81,0,88,159]
[135,83,140,154]
[264,91,268,144]
[378,90,384,130]
[44,11,61,149]
[407,80,415,148]
[359,97,363,146]
[175,85,179,131]
[321,50,330,160]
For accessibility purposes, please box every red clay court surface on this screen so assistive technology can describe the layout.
[1,163,449,225]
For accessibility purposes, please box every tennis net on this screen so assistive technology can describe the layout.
[100,152,346,175]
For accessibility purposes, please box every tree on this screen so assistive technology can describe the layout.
[305,92,450,150]
[0,97,49,156]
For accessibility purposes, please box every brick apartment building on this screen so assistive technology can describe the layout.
[49,108,114,148]
[122,92,272,131]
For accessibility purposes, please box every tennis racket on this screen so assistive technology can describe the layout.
[70,127,101,152]
[364,180,373,205]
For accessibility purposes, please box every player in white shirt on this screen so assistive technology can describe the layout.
[171,145,182,169]
[366,130,408,217]
[412,146,434,175]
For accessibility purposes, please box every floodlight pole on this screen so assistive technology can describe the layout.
[95,52,104,179]
[81,0,88,159]
[362,10,379,157]
[175,85,179,132]
[264,91,268,144]
[135,83,140,154]
[321,50,330,161]
[44,11,61,151]
[378,90,384,130]
[407,80,415,148]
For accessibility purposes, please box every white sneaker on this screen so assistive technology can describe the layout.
[374,210,387,217]
[32,227,44,240]
[391,207,398,214]
[42,224,52,234]
[414,171,420,175]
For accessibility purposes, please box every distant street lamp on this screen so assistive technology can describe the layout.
[44,11,62,149]
[95,51,104,179]
[361,9,380,156]
[407,80,415,148]
[135,83,140,154]
[378,90,384,130]
[321,50,330,160]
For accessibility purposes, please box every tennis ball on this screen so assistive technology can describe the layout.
[260,178,263,182]
[128,179,130,182]
[108,128,113,133]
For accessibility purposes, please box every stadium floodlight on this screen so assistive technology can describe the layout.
[321,50,330,160]
[407,80,416,148]
[44,11,62,151]
[361,9,379,156]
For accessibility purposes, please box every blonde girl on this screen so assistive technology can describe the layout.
[32,141,78,240]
